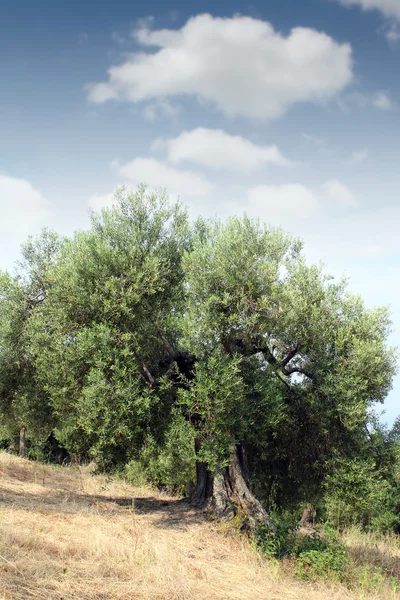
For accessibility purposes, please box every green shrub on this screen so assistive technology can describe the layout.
[139,415,196,493]
[255,515,299,559]
[123,459,149,487]
[324,458,400,533]
[295,546,348,581]
[295,527,349,581]
[256,518,350,582]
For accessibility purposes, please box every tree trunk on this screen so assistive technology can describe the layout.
[190,442,274,532]
[300,504,314,529]
[189,438,213,505]
[19,426,26,458]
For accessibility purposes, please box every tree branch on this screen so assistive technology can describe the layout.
[257,345,277,365]
[155,322,179,360]
[220,334,313,382]
[141,361,155,387]
[131,344,156,387]
[280,345,298,368]
[281,365,313,380]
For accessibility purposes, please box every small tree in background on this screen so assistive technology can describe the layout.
[0,230,61,456]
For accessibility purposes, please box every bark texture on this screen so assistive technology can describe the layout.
[190,443,274,532]
[300,504,314,529]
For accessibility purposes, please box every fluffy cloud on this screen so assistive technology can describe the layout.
[0,175,50,234]
[153,128,292,173]
[338,0,400,19]
[340,90,394,112]
[143,99,181,121]
[87,14,353,119]
[88,192,115,211]
[113,158,211,197]
[372,92,393,111]
[0,174,52,271]
[350,148,368,163]
[382,21,400,44]
[246,179,357,225]
[306,206,400,260]
[321,179,358,207]
[244,181,400,266]
[248,184,320,222]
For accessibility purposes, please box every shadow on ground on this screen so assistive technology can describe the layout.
[0,482,206,530]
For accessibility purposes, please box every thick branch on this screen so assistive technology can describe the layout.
[141,361,155,387]
[280,345,298,368]
[131,345,155,387]
[156,323,179,360]
[140,297,179,361]
[259,345,277,365]
[281,365,313,380]
[223,334,314,384]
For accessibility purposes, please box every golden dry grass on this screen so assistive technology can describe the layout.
[0,451,398,600]
[342,526,400,579]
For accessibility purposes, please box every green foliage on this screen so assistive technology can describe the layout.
[0,185,399,540]
[177,352,246,473]
[122,459,149,487]
[255,516,400,595]
[182,214,398,510]
[256,519,349,582]
[138,414,196,492]
[324,457,400,533]
[0,230,62,449]
[24,188,189,466]
[322,417,400,533]
[255,515,299,558]
[294,527,349,582]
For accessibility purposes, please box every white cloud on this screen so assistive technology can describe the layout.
[243,182,400,264]
[340,90,394,112]
[246,179,357,225]
[338,0,400,19]
[153,128,292,173]
[321,179,358,207]
[113,157,211,197]
[88,192,115,211]
[248,184,320,222]
[338,0,400,47]
[350,148,368,163]
[306,206,400,260]
[372,91,393,110]
[0,174,50,234]
[87,14,353,119]
[143,99,180,121]
[87,82,117,103]
[302,132,328,150]
[382,21,400,44]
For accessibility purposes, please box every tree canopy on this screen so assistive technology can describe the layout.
[0,187,398,528]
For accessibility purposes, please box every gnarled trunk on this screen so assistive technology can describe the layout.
[189,439,213,505]
[190,442,274,532]
[300,504,314,528]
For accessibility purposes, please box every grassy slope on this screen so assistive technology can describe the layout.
[0,452,398,600]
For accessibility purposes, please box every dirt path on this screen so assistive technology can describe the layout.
[0,453,359,600]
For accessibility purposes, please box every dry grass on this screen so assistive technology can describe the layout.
[342,525,400,579]
[0,452,398,600]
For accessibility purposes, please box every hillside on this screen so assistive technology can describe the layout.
[0,452,399,600]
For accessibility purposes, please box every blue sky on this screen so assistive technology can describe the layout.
[1,0,399,423]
